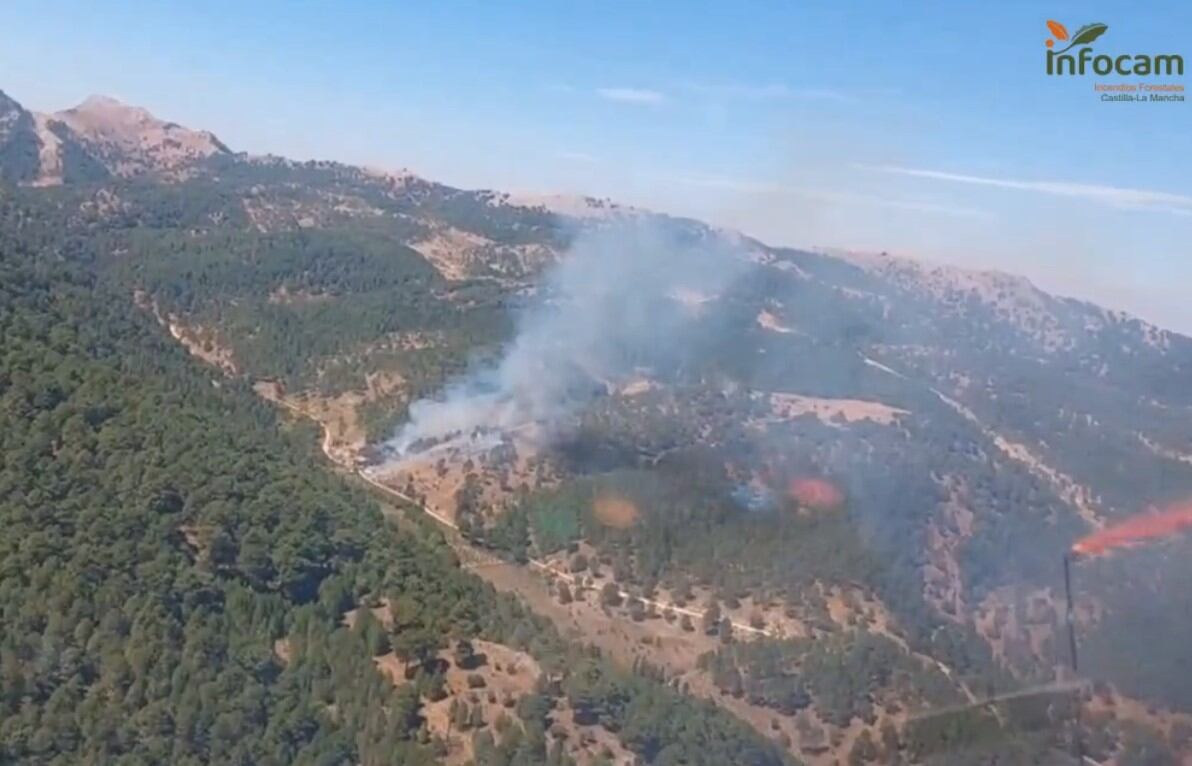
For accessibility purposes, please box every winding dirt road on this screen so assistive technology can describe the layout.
[273,396,770,636]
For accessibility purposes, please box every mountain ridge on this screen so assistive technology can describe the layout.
[0,87,1185,343]
[5,84,1192,761]
[0,89,230,185]
[4,85,1191,538]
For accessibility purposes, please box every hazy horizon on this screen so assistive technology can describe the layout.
[1,0,1189,332]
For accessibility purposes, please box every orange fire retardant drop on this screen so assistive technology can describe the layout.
[1072,501,1192,557]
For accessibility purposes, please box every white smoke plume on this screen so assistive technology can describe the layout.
[383,219,749,460]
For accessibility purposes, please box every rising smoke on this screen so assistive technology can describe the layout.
[383,219,750,459]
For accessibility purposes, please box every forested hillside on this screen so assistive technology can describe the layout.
[0,191,796,765]
[3,85,1192,764]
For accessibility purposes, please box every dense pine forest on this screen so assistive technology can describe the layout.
[3,80,1192,764]
[0,191,795,765]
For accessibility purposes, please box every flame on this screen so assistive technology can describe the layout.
[1072,501,1192,557]
[787,477,844,510]
[592,494,639,528]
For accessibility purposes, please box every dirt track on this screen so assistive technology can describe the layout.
[276,396,770,637]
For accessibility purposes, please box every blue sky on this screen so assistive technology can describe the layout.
[2,1,1190,330]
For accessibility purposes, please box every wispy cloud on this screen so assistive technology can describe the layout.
[593,83,847,107]
[661,173,784,194]
[596,87,666,105]
[787,87,853,103]
[681,82,852,103]
[658,172,990,219]
[555,150,599,164]
[861,165,1192,216]
[857,195,991,219]
[815,189,990,219]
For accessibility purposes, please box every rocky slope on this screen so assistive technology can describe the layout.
[0,89,230,185]
[4,85,1192,761]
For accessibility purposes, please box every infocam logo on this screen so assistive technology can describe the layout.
[1044,20,1183,76]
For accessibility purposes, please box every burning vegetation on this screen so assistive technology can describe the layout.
[351,215,1192,762]
[788,477,845,511]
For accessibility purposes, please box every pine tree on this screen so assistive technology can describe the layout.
[469,703,486,731]
[453,700,470,731]
[703,600,722,635]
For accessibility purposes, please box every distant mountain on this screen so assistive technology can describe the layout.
[4,85,1192,760]
[0,90,229,185]
[0,90,40,183]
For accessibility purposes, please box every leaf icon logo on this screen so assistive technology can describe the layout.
[1047,20,1070,41]
[1069,23,1109,46]
[1047,21,1109,53]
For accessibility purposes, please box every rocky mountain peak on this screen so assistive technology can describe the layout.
[0,89,233,185]
[52,94,230,176]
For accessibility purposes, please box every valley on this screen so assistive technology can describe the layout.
[3,85,1192,765]
[290,403,943,764]
[259,354,1184,766]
